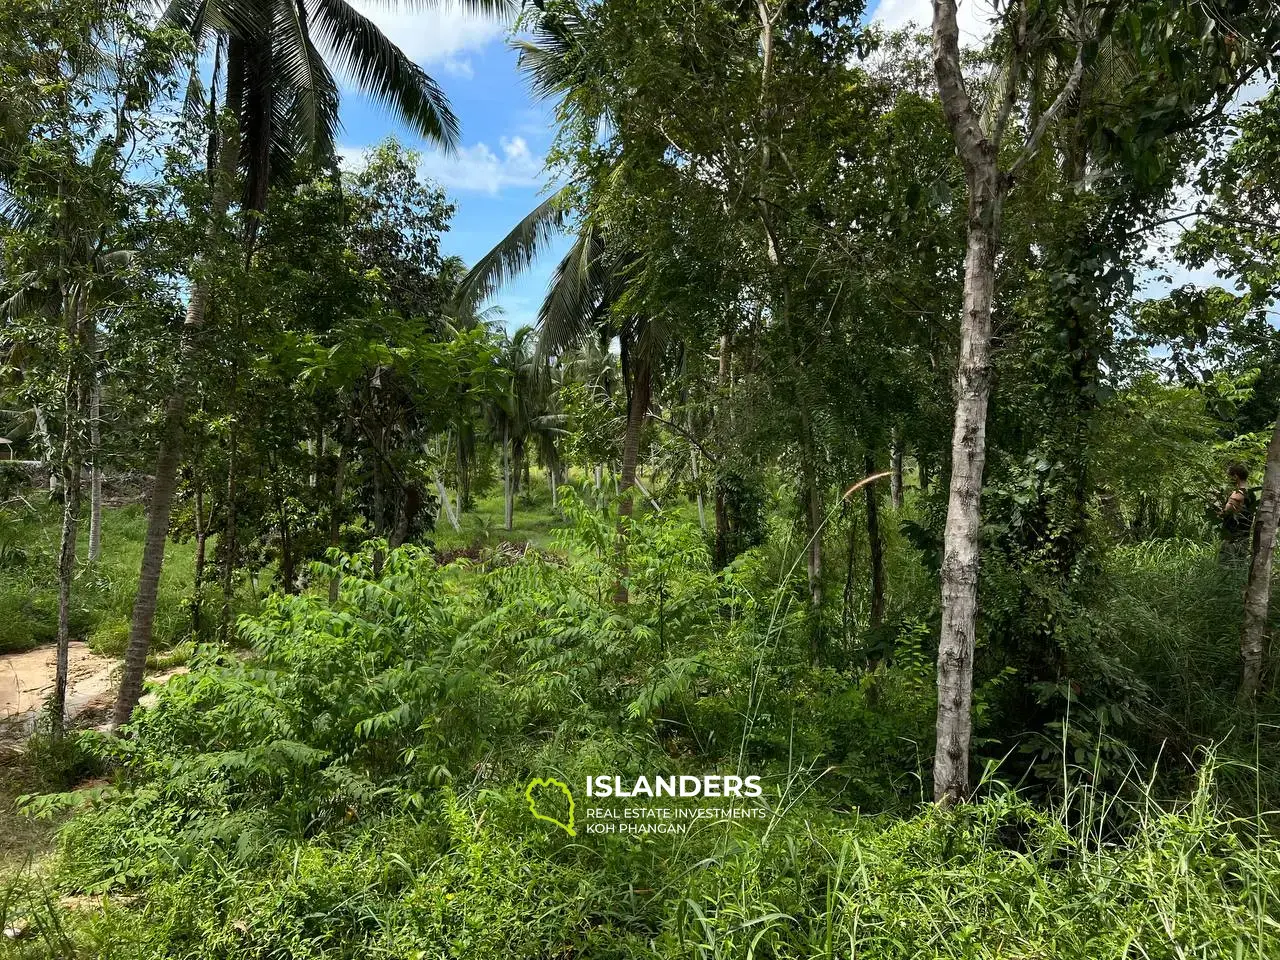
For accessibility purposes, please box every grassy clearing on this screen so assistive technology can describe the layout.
[430,469,704,554]
[0,503,199,657]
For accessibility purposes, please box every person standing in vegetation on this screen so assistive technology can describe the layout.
[1219,463,1256,565]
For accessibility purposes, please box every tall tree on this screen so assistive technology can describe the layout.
[929,0,1097,804]
[929,0,1280,801]
[113,0,514,726]
[1182,89,1280,701]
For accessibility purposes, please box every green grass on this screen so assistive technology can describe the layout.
[431,468,705,554]
[0,502,199,655]
[430,480,566,552]
[3,502,1279,957]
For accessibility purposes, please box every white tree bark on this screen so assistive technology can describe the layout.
[435,478,460,531]
[1240,415,1280,702]
[929,0,1088,803]
[31,402,60,495]
[934,171,1002,803]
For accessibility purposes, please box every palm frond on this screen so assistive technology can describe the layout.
[275,0,322,150]
[454,188,569,315]
[515,4,592,103]
[307,0,461,148]
[536,223,610,360]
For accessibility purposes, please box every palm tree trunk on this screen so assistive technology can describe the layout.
[114,383,188,726]
[614,350,653,603]
[503,424,513,531]
[934,163,1003,804]
[1240,414,1280,702]
[114,74,242,726]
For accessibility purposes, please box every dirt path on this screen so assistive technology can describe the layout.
[0,642,186,740]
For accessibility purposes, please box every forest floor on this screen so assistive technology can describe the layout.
[0,475,680,882]
[0,645,188,880]
[0,643,188,743]
[0,642,120,739]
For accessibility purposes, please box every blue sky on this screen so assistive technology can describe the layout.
[335,1,568,331]
[332,0,1253,330]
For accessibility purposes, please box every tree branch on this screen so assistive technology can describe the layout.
[992,1,1028,147]
[931,0,989,171]
[647,408,720,463]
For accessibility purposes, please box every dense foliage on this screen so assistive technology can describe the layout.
[3,0,1280,955]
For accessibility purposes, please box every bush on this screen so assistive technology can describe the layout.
[86,619,130,657]
[9,497,1280,958]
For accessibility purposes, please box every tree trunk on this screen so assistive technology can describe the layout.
[1240,414,1280,702]
[437,477,460,530]
[866,455,886,628]
[614,350,653,603]
[890,431,904,510]
[113,382,187,726]
[714,482,729,568]
[842,501,857,644]
[714,331,731,566]
[219,417,239,642]
[32,402,60,496]
[114,79,243,726]
[548,464,559,510]
[798,406,824,662]
[933,163,1003,804]
[457,428,471,514]
[503,424,514,531]
[88,370,102,564]
[191,461,207,636]
[52,450,82,738]
[328,429,346,603]
[692,450,706,531]
[52,298,86,737]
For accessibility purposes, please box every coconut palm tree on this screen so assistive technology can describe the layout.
[113,0,517,727]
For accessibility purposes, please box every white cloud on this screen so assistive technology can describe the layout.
[339,135,544,195]
[871,0,999,46]
[338,0,511,75]
[422,135,542,193]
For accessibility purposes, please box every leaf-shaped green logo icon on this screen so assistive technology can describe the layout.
[525,777,576,836]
